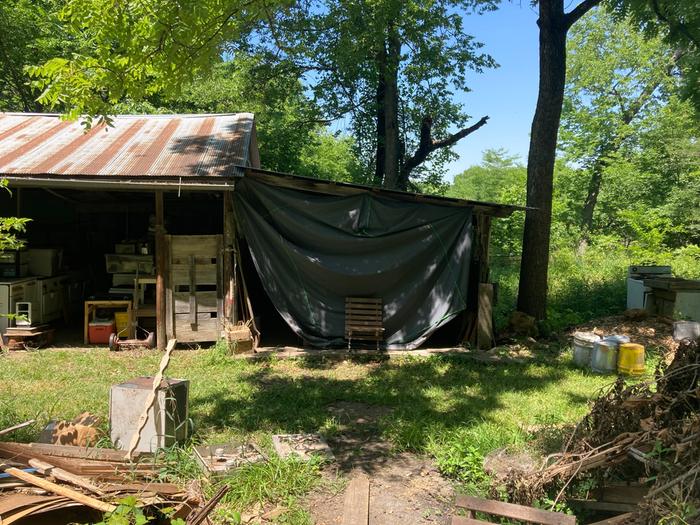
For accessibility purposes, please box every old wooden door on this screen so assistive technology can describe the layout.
[167,235,223,343]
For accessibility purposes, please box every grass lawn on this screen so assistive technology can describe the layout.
[0,345,617,523]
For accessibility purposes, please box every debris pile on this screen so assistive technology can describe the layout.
[502,338,700,524]
[0,440,203,523]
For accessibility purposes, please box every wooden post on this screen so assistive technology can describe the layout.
[223,192,237,324]
[155,191,166,351]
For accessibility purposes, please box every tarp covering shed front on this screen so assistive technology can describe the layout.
[233,177,474,349]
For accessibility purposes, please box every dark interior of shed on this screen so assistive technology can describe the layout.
[1,186,466,349]
[0,186,301,348]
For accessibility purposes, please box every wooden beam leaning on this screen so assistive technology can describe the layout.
[155,191,166,351]
[125,339,176,460]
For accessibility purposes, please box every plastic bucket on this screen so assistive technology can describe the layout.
[572,331,600,368]
[618,343,645,375]
[114,311,130,335]
[591,339,618,374]
[604,334,631,345]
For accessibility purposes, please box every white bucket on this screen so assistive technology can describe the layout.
[572,331,600,368]
[592,339,618,374]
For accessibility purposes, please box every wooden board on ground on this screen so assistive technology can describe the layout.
[272,434,334,462]
[453,495,576,525]
[341,473,369,525]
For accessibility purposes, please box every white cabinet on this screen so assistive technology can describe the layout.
[35,276,69,324]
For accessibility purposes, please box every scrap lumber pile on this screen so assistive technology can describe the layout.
[502,338,700,524]
[0,441,201,523]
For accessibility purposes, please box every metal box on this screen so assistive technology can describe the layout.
[109,377,189,453]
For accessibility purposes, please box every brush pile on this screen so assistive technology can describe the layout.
[501,338,700,524]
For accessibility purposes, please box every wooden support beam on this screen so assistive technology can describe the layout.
[223,192,237,324]
[155,191,166,351]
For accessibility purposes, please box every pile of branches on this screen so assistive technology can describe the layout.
[501,338,700,524]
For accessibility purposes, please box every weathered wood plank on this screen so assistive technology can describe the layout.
[455,495,576,525]
[170,235,219,258]
[174,291,218,314]
[171,264,218,285]
[341,474,369,525]
[477,283,495,350]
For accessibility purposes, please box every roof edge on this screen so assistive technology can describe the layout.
[245,167,527,217]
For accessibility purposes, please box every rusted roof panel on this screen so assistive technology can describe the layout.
[0,113,254,177]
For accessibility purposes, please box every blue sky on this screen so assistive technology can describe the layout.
[444,2,541,180]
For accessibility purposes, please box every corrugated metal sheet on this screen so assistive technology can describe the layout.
[0,113,254,177]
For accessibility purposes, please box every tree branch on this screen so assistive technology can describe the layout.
[399,115,489,185]
[565,0,602,30]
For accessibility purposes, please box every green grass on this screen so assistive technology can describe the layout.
[0,347,620,522]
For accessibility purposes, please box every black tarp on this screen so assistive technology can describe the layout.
[233,177,473,349]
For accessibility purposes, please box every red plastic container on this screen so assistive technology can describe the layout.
[89,321,116,344]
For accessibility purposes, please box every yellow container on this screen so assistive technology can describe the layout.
[618,343,645,375]
[114,311,130,335]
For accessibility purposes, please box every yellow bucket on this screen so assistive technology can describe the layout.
[618,343,645,375]
[114,311,130,335]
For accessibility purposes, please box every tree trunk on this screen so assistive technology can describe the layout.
[381,23,401,189]
[374,47,387,186]
[517,0,568,320]
[580,154,607,233]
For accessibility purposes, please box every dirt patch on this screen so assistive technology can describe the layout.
[306,402,454,524]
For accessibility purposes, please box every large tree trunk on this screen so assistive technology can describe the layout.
[381,23,401,189]
[517,1,568,319]
[374,47,387,186]
[517,0,600,319]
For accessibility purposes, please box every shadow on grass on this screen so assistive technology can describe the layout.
[190,355,569,456]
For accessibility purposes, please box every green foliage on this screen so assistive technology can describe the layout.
[92,496,185,525]
[434,442,489,490]
[29,0,288,120]
[605,0,700,109]
[219,455,322,510]
[0,0,72,112]
[247,0,499,185]
[0,180,30,252]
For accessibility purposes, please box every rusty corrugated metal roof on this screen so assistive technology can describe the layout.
[0,113,255,177]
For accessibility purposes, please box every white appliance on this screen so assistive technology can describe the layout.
[0,277,38,333]
[626,265,672,310]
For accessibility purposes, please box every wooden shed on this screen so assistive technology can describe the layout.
[0,112,521,351]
